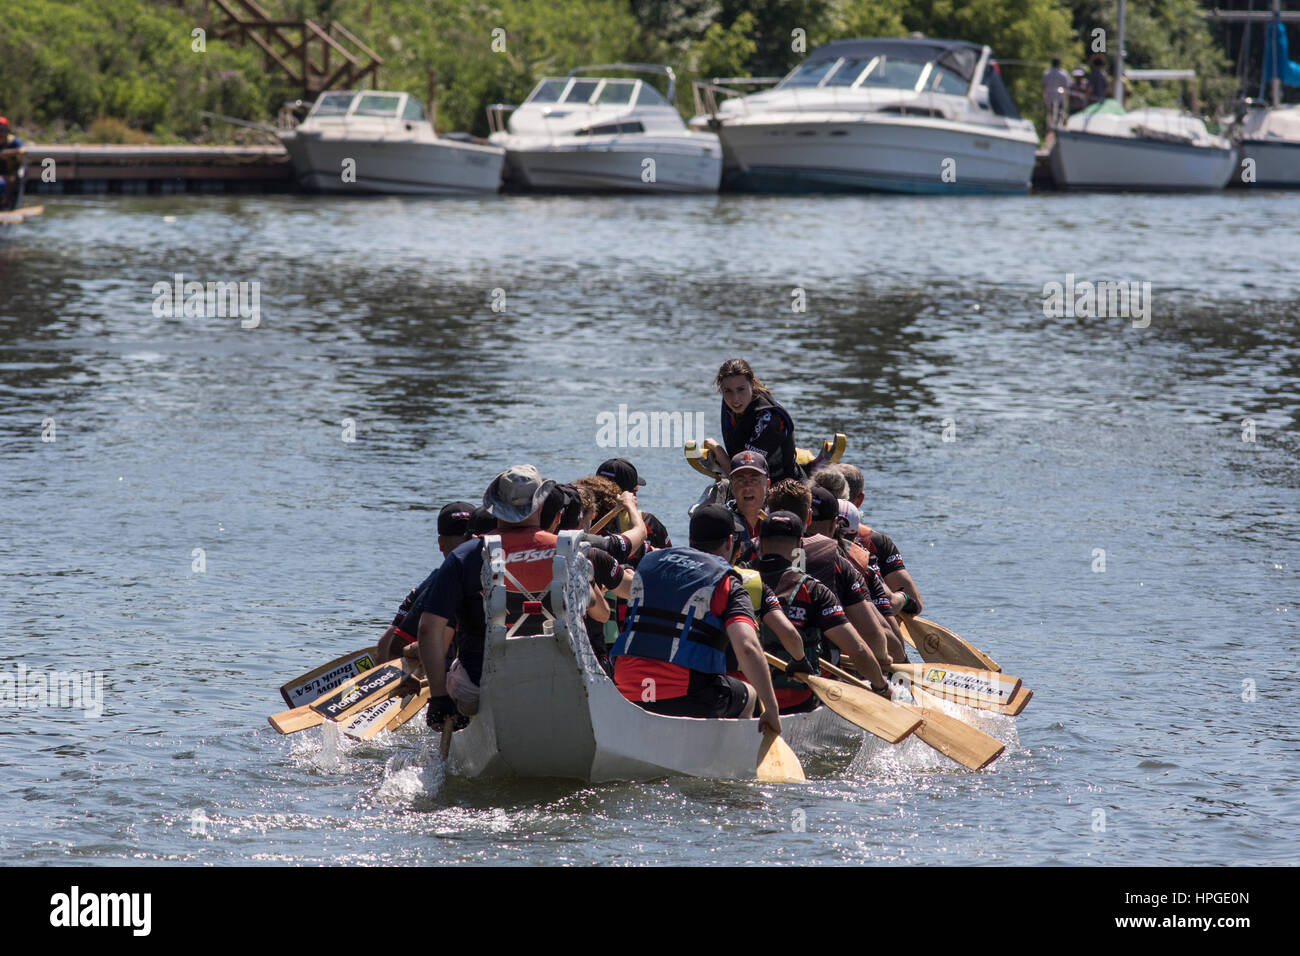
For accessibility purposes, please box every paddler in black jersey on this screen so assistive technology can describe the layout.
[701,358,804,483]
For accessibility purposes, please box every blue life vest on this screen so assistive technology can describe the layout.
[609,547,732,674]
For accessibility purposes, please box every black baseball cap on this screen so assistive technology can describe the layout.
[759,510,804,540]
[468,506,497,535]
[596,458,645,493]
[689,504,735,543]
[810,486,839,522]
[437,501,475,537]
[729,450,768,477]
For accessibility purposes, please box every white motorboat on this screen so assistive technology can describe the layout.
[1235,102,1300,185]
[445,532,869,782]
[486,65,722,192]
[278,90,504,194]
[1050,98,1237,190]
[688,37,1039,194]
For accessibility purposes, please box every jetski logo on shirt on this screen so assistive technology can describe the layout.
[505,547,555,563]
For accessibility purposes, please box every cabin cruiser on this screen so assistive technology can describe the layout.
[688,37,1039,194]
[487,65,722,192]
[1050,98,1237,190]
[278,90,504,194]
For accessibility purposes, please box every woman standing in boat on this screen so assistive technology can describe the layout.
[702,358,803,483]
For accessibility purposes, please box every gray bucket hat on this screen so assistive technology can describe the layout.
[483,465,555,523]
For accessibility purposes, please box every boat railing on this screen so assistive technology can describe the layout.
[486,103,517,136]
[691,77,781,123]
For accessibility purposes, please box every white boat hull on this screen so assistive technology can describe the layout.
[714,115,1037,194]
[447,534,865,782]
[1240,138,1300,187]
[1050,130,1236,190]
[498,138,722,193]
[280,132,504,194]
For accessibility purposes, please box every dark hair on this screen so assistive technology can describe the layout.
[766,477,812,524]
[1051,56,1062,68]
[542,483,584,530]
[1090,53,1106,69]
[689,536,730,555]
[714,358,772,400]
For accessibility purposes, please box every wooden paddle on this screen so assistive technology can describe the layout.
[764,652,920,744]
[268,703,325,735]
[756,729,806,783]
[899,616,1000,671]
[820,658,1004,771]
[309,659,421,725]
[887,662,1022,709]
[279,646,380,708]
[438,716,456,761]
[346,680,430,740]
[590,503,626,534]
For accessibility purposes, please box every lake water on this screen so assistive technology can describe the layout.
[1,191,1297,865]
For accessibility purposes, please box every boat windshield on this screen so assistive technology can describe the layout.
[354,93,404,117]
[923,63,970,95]
[401,97,426,121]
[596,80,636,105]
[824,58,872,87]
[780,59,840,88]
[562,80,600,103]
[526,78,567,105]
[860,56,928,91]
[633,83,669,107]
[313,92,356,116]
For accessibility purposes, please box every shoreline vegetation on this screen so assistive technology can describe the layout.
[2,1,1245,145]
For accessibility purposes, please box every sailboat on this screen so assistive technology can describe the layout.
[1232,2,1300,186]
[1050,0,1237,190]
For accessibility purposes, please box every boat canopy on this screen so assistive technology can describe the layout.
[777,37,1022,119]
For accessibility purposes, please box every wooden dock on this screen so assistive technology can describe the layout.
[23,144,293,194]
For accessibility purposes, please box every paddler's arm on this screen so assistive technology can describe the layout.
[728,619,780,736]
[701,438,731,476]
[844,600,893,669]
[823,622,888,691]
[587,583,611,622]
[885,568,922,614]
[416,612,453,697]
[757,605,807,665]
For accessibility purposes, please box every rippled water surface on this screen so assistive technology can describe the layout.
[2,192,1298,865]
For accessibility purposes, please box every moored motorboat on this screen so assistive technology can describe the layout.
[278,89,504,194]
[444,531,867,782]
[689,37,1039,194]
[487,65,722,193]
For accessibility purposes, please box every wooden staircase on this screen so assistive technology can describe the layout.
[203,0,383,95]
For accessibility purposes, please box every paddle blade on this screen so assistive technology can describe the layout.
[902,617,1000,671]
[804,674,921,744]
[268,705,324,735]
[908,686,1005,771]
[343,695,407,741]
[309,660,414,723]
[1000,685,1033,717]
[756,730,806,783]
[890,663,1020,709]
[384,687,431,733]
[280,647,380,708]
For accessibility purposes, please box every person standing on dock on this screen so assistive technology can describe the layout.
[1042,57,1072,127]
[1087,54,1111,103]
